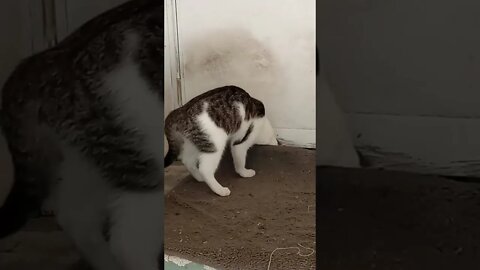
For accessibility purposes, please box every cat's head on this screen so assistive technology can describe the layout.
[255,117,278,146]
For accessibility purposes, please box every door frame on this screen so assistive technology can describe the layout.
[164,0,184,112]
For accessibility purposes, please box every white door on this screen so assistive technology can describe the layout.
[164,0,181,116]
[169,0,316,148]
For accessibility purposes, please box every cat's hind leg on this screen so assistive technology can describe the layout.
[180,140,204,182]
[184,159,204,182]
[198,150,230,196]
[56,147,120,270]
[194,110,230,196]
[109,188,163,270]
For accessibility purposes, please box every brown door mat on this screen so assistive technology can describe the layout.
[164,145,316,270]
[317,167,480,270]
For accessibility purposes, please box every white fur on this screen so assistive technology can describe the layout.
[179,138,203,183]
[53,32,163,270]
[108,189,163,270]
[57,144,120,270]
[56,144,163,270]
[254,117,278,146]
[105,32,164,163]
[178,102,270,197]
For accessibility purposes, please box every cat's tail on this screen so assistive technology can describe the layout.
[0,154,50,239]
[0,175,31,239]
[0,110,29,238]
[0,111,49,239]
[164,128,181,168]
[164,148,176,168]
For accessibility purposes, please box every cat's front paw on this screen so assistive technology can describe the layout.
[238,169,256,178]
[215,187,231,197]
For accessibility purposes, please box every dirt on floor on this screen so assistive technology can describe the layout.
[317,167,480,270]
[164,145,316,270]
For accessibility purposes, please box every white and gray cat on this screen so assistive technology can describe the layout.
[164,85,278,197]
[0,1,163,270]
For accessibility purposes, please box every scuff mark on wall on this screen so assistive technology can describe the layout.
[173,0,316,147]
[181,28,282,100]
[179,28,292,144]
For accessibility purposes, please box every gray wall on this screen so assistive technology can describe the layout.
[0,0,27,205]
[319,0,480,118]
[319,0,480,176]
[0,0,30,91]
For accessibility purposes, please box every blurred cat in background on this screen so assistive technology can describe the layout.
[0,1,163,270]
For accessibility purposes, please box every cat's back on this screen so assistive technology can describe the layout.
[1,0,161,124]
[181,85,251,111]
[165,85,249,120]
[189,85,250,102]
[1,1,160,83]
[165,85,265,134]
[0,0,163,175]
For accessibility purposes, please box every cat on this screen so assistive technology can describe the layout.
[0,1,163,270]
[164,85,277,197]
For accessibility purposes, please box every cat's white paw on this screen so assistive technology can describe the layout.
[238,169,256,178]
[215,187,231,197]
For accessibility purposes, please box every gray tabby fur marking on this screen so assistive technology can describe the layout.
[1,0,162,192]
[165,85,265,157]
